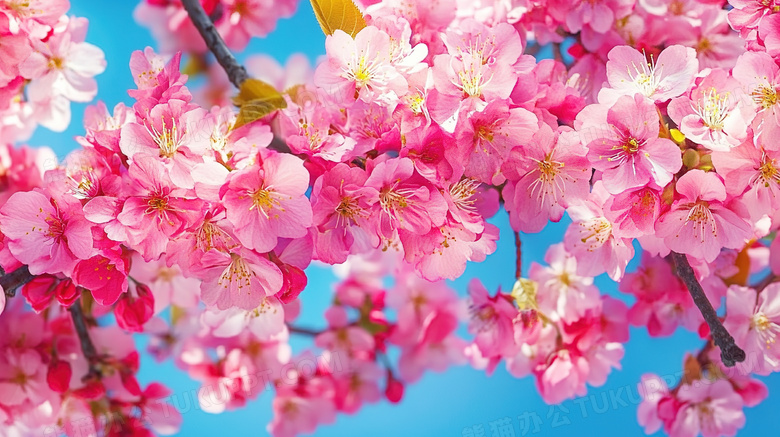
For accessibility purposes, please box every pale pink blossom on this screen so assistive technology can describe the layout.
[502,125,591,233]
[222,152,312,253]
[600,45,698,104]
[0,190,92,276]
[656,170,752,263]
[582,94,682,194]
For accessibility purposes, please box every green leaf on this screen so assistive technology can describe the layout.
[232,78,287,128]
[310,0,366,37]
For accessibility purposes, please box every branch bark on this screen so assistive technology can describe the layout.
[0,265,34,297]
[69,298,102,381]
[671,252,745,367]
[181,0,248,88]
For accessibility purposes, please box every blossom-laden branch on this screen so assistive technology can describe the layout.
[180,0,248,88]
[0,265,33,297]
[671,252,745,367]
[68,297,102,381]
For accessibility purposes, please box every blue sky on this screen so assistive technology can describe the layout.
[29,1,780,436]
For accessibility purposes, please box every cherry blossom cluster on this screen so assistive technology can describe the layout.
[0,297,180,436]
[135,0,298,54]
[465,243,630,404]
[1,0,780,436]
[0,0,106,140]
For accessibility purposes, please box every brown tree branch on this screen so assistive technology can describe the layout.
[0,265,34,298]
[671,252,745,367]
[69,298,102,381]
[181,0,248,88]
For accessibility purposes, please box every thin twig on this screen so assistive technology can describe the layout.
[514,231,522,279]
[181,0,248,88]
[552,42,563,63]
[752,272,777,293]
[0,265,34,298]
[288,325,322,336]
[671,252,745,367]
[68,298,102,381]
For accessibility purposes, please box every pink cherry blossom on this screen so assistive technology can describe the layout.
[656,170,752,263]
[671,380,746,437]
[582,94,682,194]
[116,155,204,261]
[0,190,92,276]
[364,157,447,240]
[723,284,780,375]
[311,163,379,264]
[314,26,408,105]
[197,246,284,311]
[667,68,750,152]
[529,243,600,323]
[222,152,312,253]
[453,100,537,185]
[564,182,635,280]
[600,44,698,104]
[502,125,591,233]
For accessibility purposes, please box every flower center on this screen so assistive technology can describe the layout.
[449,178,480,212]
[627,54,660,97]
[694,88,730,131]
[529,155,569,206]
[219,253,254,292]
[147,118,183,159]
[751,84,778,109]
[379,188,411,213]
[579,218,612,250]
[44,214,65,240]
[457,55,491,98]
[196,219,236,252]
[335,196,363,227]
[249,189,280,219]
[685,202,717,242]
[757,155,780,187]
[751,313,779,349]
[48,57,64,70]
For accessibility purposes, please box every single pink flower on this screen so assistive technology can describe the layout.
[583,94,682,194]
[314,26,408,105]
[667,68,750,152]
[723,284,780,375]
[564,182,635,280]
[222,152,312,253]
[671,380,746,437]
[364,157,448,240]
[198,247,284,310]
[600,44,698,104]
[453,100,537,185]
[711,138,780,222]
[311,163,379,264]
[400,220,499,281]
[529,243,600,323]
[117,156,204,261]
[20,17,105,102]
[0,190,93,276]
[656,170,752,263]
[119,100,212,189]
[503,125,591,233]
[732,51,780,146]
